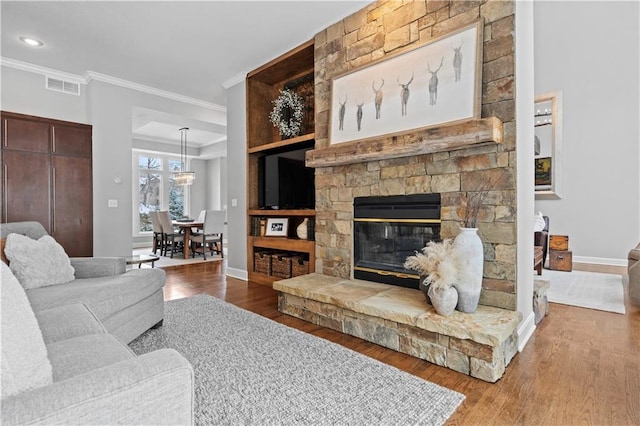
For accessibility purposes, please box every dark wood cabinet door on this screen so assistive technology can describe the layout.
[2,150,51,229]
[2,114,51,153]
[52,124,92,158]
[51,156,93,256]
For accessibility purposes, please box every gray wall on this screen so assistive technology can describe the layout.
[1,66,89,123]
[533,1,640,264]
[206,157,227,211]
[225,82,247,279]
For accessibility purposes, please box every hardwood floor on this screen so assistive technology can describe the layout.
[161,261,640,425]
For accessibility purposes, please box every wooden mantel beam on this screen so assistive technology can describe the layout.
[306,117,503,168]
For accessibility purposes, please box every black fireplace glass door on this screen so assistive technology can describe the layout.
[353,220,440,275]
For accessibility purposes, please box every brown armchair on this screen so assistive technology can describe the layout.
[534,215,550,267]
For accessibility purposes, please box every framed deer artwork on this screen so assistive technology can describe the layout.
[328,19,483,145]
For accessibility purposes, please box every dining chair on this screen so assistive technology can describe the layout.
[158,211,182,258]
[189,210,225,260]
[189,210,207,234]
[150,211,164,255]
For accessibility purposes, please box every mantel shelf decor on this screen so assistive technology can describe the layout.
[306,116,503,168]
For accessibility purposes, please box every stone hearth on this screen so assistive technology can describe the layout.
[275,274,521,382]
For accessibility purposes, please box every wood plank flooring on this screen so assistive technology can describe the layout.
[160,261,640,425]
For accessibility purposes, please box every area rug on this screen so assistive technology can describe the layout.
[541,269,626,314]
[130,294,465,425]
[131,248,223,268]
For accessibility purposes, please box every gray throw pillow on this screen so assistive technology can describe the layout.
[5,233,75,289]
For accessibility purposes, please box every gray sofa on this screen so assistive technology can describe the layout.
[1,221,194,424]
[1,221,164,344]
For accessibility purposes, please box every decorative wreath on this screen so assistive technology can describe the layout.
[269,89,304,138]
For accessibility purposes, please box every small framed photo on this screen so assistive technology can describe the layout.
[265,218,288,237]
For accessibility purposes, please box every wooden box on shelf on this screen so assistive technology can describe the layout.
[549,235,569,251]
[549,249,573,272]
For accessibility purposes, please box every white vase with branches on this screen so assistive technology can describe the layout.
[452,228,483,312]
[453,175,498,313]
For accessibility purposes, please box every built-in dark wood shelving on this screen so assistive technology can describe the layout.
[246,40,316,286]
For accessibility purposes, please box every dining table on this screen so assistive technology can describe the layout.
[173,221,204,259]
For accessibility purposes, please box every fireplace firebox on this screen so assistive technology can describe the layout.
[353,194,441,289]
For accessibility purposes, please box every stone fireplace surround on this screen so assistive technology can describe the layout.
[275,1,520,382]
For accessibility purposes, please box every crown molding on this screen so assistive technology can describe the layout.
[1,57,85,84]
[1,56,226,113]
[85,71,226,112]
[221,70,247,89]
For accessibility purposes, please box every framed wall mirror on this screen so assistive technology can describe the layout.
[534,91,563,199]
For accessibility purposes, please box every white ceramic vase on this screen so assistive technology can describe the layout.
[452,227,484,313]
[428,285,458,316]
[296,218,309,240]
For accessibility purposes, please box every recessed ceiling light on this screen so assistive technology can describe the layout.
[19,36,44,47]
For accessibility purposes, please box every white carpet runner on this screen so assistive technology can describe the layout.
[540,269,625,314]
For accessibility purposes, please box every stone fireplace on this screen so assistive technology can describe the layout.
[275,0,521,382]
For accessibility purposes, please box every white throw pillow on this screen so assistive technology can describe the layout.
[1,262,53,399]
[5,233,75,289]
[534,211,546,233]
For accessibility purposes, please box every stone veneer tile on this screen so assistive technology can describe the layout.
[355,286,432,326]
[415,306,521,347]
[274,274,390,310]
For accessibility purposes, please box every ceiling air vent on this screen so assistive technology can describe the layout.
[46,76,80,96]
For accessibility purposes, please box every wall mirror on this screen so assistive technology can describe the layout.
[534,91,563,199]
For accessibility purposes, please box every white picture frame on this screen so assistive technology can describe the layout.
[265,218,289,237]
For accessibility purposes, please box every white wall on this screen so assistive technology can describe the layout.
[515,0,536,350]
[225,82,247,279]
[206,157,223,210]
[534,1,640,264]
[1,65,88,124]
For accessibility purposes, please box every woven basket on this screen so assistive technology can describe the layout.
[291,255,309,277]
[254,251,272,275]
[271,253,292,279]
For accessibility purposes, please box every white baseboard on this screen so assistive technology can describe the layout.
[573,256,627,267]
[517,312,536,352]
[226,268,248,281]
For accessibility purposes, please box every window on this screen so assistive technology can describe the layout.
[133,151,189,235]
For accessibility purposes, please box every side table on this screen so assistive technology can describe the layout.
[126,254,160,268]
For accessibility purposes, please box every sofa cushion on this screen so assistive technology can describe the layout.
[5,233,75,289]
[46,334,135,382]
[27,268,166,323]
[1,262,53,399]
[35,304,107,345]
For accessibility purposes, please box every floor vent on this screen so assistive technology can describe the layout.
[46,76,80,95]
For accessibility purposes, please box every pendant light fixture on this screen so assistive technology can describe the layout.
[174,127,195,185]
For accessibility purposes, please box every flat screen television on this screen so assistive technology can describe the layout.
[258,148,315,209]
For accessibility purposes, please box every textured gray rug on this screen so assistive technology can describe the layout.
[130,294,465,425]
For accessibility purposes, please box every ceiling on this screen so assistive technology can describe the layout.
[1,1,371,155]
